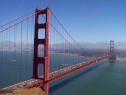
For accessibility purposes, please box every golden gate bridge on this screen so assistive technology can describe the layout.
[0,7,116,95]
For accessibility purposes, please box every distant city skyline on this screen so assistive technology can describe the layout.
[0,0,126,42]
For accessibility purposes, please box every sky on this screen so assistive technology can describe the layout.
[0,0,126,43]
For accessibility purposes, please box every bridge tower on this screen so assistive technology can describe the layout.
[109,40,116,63]
[33,7,49,95]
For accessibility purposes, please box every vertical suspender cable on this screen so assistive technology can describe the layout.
[53,15,55,71]
[20,22,23,81]
[15,21,17,82]
[26,19,29,79]
[14,24,16,82]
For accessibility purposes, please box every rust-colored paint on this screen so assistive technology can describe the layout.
[33,7,49,95]
[109,40,116,63]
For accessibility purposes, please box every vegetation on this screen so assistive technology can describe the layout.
[0,87,46,95]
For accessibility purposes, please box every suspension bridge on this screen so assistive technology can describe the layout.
[0,7,116,95]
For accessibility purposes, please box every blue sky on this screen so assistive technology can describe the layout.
[0,0,126,42]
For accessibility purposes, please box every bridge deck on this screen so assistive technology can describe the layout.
[0,55,110,92]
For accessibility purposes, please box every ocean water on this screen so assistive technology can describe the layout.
[0,52,126,95]
[50,58,126,95]
[0,52,87,88]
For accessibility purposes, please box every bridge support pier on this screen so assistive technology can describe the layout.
[109,40,116,63]
[33,7,49,95]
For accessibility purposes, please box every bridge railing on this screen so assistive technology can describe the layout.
[0,7,111,91]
